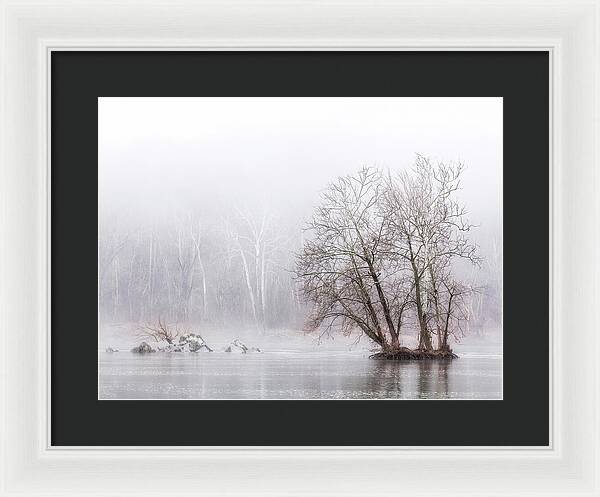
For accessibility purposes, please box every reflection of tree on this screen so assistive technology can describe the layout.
[417,361,432,398]
[366,361,404,398]
[435,360,450,398]
[416,360,451,398]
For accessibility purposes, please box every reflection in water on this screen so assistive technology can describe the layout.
[418,361,432,397]
[367,361,402,397]
[437,360,450,397]
[417,360,451,399]
[99,351,501,400]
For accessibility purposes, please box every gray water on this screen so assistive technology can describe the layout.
[98,349,502,400]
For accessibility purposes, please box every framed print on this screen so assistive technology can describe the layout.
[52,51,546,446]
[1,1,599,497]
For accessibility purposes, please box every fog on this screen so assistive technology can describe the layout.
[99,97,502,347]
[100,97,501,224]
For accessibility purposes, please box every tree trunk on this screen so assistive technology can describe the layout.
[350,255,385,345]
[200,260,207,319]
[260,246,267,327]
[239,246,259,327]
[428,267,443,350]
[365,256,398,347]
[442,293,454,350]
[411,261,432,350]
[113,258,120,320]
[389,333,400,349]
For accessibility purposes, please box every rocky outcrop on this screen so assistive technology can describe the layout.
[130,336,260,354]
[224,339,261,354]
[181,333,213,352]
[131,341,156,354]
[158,333,213,353]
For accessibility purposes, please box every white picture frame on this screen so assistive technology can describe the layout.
[1,1,598,495]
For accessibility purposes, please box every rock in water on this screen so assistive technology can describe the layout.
[178,333,213,352]
[223,339,261,353]
[131,341,155,354]
[224,339,248,353]
[105,347,119,353]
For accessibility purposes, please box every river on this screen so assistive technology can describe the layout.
[98,346,502,400]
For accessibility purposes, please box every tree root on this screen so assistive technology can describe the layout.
[370,347,458,360]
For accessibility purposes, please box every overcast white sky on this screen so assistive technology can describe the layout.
[99,97,502,240]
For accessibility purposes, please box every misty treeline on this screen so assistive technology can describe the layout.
[295,156,500,354]
[99,206,305,330]
[99,157,501,343]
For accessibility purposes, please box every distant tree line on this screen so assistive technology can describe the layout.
[99,207,304,330]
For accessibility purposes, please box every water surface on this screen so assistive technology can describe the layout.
[99,349,502,400]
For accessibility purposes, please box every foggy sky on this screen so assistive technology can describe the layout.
[99,97,502,242]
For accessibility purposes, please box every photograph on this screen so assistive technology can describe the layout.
[8,0,599,490]
[98,96,503,400]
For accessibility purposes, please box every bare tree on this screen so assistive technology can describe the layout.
[382,155,479,351]
[228,207,281,330]
[136,317,180,344]
[296,158,479,356]
[170,216,198,322]
[189,219,208,320]
[295,167,402,350]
